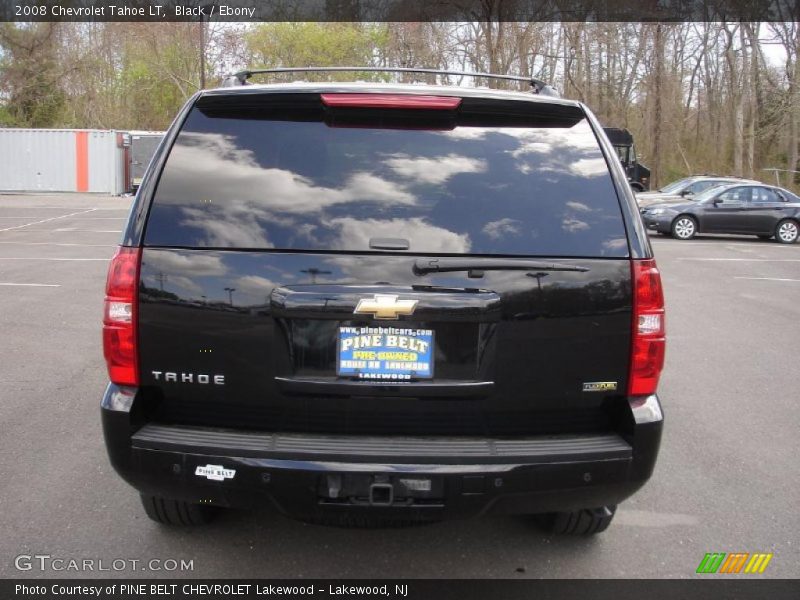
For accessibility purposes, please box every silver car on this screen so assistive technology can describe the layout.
[636,176,759,210]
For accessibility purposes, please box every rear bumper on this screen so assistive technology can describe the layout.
[101,384,663,520]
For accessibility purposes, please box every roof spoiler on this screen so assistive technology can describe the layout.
[221,67,560,97]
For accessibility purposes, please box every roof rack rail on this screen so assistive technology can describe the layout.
[221,66,560,97]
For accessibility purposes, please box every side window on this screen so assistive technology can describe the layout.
[716,187,750,204]
[688,180,718,194]
[751,187,780,204]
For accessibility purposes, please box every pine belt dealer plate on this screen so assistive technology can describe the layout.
[337,326,434,380]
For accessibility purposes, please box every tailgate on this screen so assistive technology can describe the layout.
[137,249,630,435]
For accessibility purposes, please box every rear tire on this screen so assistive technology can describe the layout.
[536,505,616,535]
[671,216,697,240]
[775,219,799,244]
[140,494,218,526]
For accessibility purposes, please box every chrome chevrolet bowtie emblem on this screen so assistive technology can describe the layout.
[353,294,418,320]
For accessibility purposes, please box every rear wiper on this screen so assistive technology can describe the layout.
[413,258,589,276]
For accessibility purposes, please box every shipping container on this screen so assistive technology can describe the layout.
[0,128,128,194]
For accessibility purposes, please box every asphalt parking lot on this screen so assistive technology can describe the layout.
[1,193,798,579]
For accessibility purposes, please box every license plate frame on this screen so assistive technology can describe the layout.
[337,326,435,380]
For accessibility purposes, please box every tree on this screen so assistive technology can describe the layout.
[0,23,65,127]
[244,23,389,81]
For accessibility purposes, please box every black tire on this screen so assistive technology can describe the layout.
[671,215,697,240]
[140,494,218,526]
[536,505,617,535]
[774,219,799,244]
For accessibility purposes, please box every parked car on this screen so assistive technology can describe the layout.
[101,67,665,534]
[636,175,758,210]
[641,182,800,243]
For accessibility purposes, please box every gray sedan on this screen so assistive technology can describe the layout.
[640,183,800,243]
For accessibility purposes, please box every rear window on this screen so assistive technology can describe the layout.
[144,93,628,257]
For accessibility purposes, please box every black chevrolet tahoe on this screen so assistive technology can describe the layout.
[101,70,665,534]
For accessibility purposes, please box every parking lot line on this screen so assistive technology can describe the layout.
[51,229,123,233]
[650,239,799,248]
[677,257,800,262]
[734,277,800,282]
[0,206,128,210]
[0,257,108,261]
[0,241,115,247]
[0,282,60,287]
[0,208,97,232]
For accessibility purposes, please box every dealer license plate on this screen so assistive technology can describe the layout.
[337,326,434,380]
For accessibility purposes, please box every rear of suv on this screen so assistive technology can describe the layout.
[102,70,665,534]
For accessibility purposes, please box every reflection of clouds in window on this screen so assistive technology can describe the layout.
[234,275,278,298]
[566,201,592,212]
[143,251,229,297]
[568,158,608,178]
[562,218,590,233]
[144,250,228,277]
[509,126,598,157]
[161,132,420,247]
[147,274,203,296]
[443,124,598,154]
[163,132,416,213]
[342,172,416,205]
[180,206,274,248]
[323,255,418,284]
[385,153,486,185]
[510,141,551,157]
[441,128,489,141]
[329,217,471,253]
[293,223,318,241]
[503,123,607,178]
[483,218,521,240]
[602,238,628,252]
[180,129,260,165]
[519,157,606,178]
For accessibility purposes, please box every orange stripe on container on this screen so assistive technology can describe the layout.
[75,131,89,192]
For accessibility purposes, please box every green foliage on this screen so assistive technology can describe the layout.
[52,23,202,130]
[0,23,65,127]
[245,23,390,82]
[117,43,191,130]
[0,104,14,127]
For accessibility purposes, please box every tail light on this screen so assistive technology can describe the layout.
[103,247,140,386]
[629,259,665,396]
